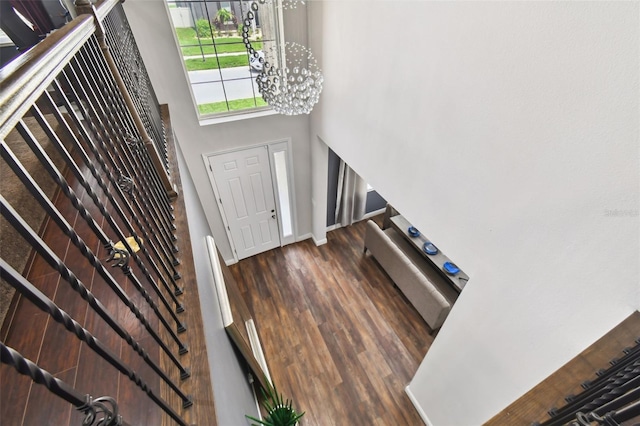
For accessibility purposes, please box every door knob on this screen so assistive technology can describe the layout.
[272,214,276,219]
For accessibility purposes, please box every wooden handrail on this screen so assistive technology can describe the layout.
[0,15,95,140]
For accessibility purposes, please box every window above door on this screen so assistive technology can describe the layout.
[165,0,284,122]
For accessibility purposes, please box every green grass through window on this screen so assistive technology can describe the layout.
[185,55,253,71]
[176,27,262,56]
[181,41,263,56]
[198,97,268,115]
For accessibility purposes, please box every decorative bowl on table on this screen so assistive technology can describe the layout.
[422,242,438,255]
[443,262,460,275]
[407,226,420,237]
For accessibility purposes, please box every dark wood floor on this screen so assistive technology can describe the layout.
[229,217,433,426]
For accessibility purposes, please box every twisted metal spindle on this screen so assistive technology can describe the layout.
[71,50,181,271]
[586,386,640,421]
[80,38,176,229]
[75,0,175,200]
[0,141,191,378]
[547,361,640,424]
[101,3,167,175]
[579,369,640,413]
[77,397,123,426]
[0,193,188,361]
[0,259,193,408]
[50,75,186,301]
[95,9,174,206]
[11,117,187,336]
[83,34,175,216]
[0,343,128,426]
[57,65,185,296]
[32,98,182,288]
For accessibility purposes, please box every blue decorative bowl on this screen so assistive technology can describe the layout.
[443,262,460,275]
[422,242,438,255]
[408,226,420,237]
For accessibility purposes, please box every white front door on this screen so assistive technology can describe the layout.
[208,146,280,260]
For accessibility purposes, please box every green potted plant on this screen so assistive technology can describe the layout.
[246,383,305,426]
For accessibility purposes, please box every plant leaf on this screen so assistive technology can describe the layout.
[245,414,273,426]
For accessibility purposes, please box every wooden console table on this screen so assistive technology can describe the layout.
[388,214,469,293]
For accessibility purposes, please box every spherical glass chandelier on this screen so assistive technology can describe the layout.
[242,0,323,115]
[256,42,323,116]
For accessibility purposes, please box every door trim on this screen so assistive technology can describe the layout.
[203,139,297,263]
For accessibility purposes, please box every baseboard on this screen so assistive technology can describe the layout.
[224,257,238,266]
[311,235,327,246]
[405,385,432,426]
[296,233,312,242]
[298,233,328,246]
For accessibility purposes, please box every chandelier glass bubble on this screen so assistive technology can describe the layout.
[243,0,323,115]
[256,42,323,116]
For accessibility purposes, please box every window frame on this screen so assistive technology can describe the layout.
[164,0,286,123]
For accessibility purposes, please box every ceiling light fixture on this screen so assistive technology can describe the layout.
[242,0,323,116]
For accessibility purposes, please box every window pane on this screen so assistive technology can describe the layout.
[191,79,225,105]
[166,0,279,117]
[273,151,293,238]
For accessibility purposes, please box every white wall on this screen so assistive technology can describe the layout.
[176,144,260,425]
[308,1,639,425]
[307,0,329,245]
[123,0,312,263]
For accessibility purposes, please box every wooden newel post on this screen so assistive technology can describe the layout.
[75,0,178,200]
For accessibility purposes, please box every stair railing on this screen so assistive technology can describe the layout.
[0,9,190,425]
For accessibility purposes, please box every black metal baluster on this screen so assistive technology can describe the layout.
[583,345,640,389]
[57,64,185,296]
[57,80,184,302]
[578,371,640,414]
[538,342,640,426]
[31,94,181,282]
[100,13,173,208]
[0,343,130,426]
[67,56,181,279]
[72,47,181,269]
[0,138,191,378]
[0,167,189,362]
[11,110,184,322]
[88,27,175,220]
[0,258,193,408]
[605,399,640,424]
[47,78,185,304]
[544,361,640,424]
[80,35,175,226]
[50,74,186,300]
[4,121,188,342]
[82,34,176,230]
[102,5,167,174]
[585,385,640,421]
